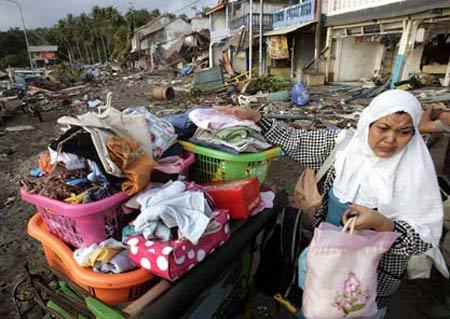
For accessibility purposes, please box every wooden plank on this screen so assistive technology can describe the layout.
[423,64,448,74]
[122,280,171,318]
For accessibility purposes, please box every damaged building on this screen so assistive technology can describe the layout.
[324,0,450,87]
[207,0,290,75]
[207,0,324,82]
[207,0,450,88]
[129,14,210,70]
[130,15,191,69]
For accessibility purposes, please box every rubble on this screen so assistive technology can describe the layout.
[5,125,35,132]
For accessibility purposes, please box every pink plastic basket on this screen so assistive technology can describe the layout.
[20,188,128,248]
[151,152,196,183]
[154,152,196,175]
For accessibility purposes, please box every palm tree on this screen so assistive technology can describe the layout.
[91,6,109,62]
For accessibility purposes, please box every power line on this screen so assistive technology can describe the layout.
[172,0,204,14]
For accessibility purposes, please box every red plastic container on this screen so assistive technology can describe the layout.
[203,177,261,219]
[20,188,128,248]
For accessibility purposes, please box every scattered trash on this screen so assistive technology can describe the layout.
[151,86,176,101]
[30,168,44,177]
[179,65,193,76]
[291,82,310,107]
[88,99,103,108]
[193,67,224,92]
[5,125,35,132]
[4,196,15,206]
[71,99,85,107]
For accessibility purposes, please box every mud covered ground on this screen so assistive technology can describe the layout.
[1,78,449,318]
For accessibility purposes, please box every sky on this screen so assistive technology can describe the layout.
[0,0,216,31]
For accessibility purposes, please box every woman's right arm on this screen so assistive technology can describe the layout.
[257,116,340,170]
[216,107,340,170]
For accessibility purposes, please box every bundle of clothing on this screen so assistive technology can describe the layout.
[166,107,272,154]
[122,180,215,245]
[22,105,179,201]
[73,238,136,274]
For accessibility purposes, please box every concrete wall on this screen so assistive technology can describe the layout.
[132,16,172,51]
[381,37,399,77]
[400,44,424,80]
[293,31,315,76]
[212,45,224,66]
[334,37,384,81]
[212,10,226,31]
[232,49,247,73]
[140,29,166,51]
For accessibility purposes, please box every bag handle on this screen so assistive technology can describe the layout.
[315,130,354,183]
[342,216,357,235]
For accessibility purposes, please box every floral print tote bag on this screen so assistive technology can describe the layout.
[302,218,399,318]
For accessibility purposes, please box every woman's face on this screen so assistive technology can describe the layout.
[368,113,414,158]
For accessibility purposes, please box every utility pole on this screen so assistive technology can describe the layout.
[249,0,253,79]
[314,0,322,72]
[5,0,33,69]
[259,0,264,76]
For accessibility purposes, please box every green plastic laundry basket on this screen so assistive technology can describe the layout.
[178,141,281,184]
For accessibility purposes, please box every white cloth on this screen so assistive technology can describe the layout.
[122,107,176,159]
[87,159,107,183]
[48,147,86,170]
[133,181,212,244]
[188,108,261,132]
[333,90,446,275]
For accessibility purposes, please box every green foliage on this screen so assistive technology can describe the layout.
[0,28,28,67]
[246,75,291,94]
[51,63,84,84]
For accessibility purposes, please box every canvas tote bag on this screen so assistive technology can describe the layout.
[301,218,399,319]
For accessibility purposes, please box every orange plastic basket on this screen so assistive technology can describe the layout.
[27,213,156,305]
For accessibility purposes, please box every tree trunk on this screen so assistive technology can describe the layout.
[76,43,84,64]
[90,47,96,64]
[105,34,111,59]
[84,44,91,64]
[67,49,74,65]
[100,36,108,62]
[96,43,102,63]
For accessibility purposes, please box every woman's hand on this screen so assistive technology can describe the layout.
[342,203,394,232]
[214,106,262,123]
[420,103,450,134]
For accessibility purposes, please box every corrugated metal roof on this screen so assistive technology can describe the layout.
[29,45,58,52]
[264,20,316,36]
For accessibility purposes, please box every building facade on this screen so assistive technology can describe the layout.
[324,0,450,86]
[29,45,58,67]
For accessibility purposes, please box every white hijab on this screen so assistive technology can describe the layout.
[333,90,443,248]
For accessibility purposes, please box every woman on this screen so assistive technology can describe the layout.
[219,90,448,317]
